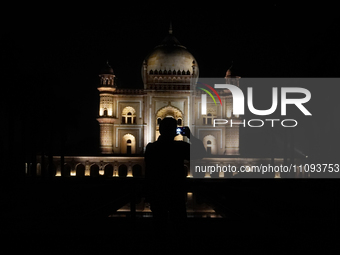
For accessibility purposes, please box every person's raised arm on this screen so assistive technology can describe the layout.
[182,127,206,160]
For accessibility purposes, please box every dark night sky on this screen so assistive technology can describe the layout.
[1,3,339,159]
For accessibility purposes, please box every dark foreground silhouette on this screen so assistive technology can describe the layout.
[144,117,206,220]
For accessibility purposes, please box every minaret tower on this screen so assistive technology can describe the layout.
[97,61,116,154]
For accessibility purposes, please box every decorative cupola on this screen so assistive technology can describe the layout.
[142,25,199,90]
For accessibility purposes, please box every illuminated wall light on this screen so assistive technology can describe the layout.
[274,172,281,178]
[204,172,211,178]
[85,163,90,176]
[245,166,252,172]
[70,169,76,176]
[99,170,105,175]
[219,171,224,178]
[187,192,193,200]
[186,166,191,178]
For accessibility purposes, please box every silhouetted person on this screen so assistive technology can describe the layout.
[145,117,206,220]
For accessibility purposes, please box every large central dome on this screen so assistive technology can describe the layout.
[142,29,199,83]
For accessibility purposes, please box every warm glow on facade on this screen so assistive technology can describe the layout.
[29,28,308,183]
[94,30,242,156]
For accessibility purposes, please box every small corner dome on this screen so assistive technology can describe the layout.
[142,32,199,79]
[100,61,114,74]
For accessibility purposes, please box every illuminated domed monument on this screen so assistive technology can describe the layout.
[30,25,307,218]
[35,24,305,183]
[97,26,240,156]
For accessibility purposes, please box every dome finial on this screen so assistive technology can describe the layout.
[229,60,233,70]
[100,60,114,74]
[226,60,233,77]
[169,21,173,34]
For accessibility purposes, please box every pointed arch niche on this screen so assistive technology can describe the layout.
[155,105,183,141]
[121,134,136,154]
[203,135,217,155]
[121,106,136,124]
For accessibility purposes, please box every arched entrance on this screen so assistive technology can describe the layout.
[155,105,183,141]
[90,164,99,177]
[104,164,114,177]
[75,164,85,177]
[203,135,217,155]
[132,164,142,177]
[118,164,128,177]
[63,164,71,177]
[121,134,136,154]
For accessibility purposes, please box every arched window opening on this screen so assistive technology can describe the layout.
[203,135,217,155]
[207,113,212,125]
[119,164,127,177]
[126,139,132,154]
[90,164,99,177]
[132,164,142,177]
[63,164,71,177]
[177,118,182,126]
[76,164,85,177]
[122,107,137,124]
[122,134,136,154]
[127,112,132,124]
[104,164,114,177]
[203,111,216,125]
[207,140,212,155]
